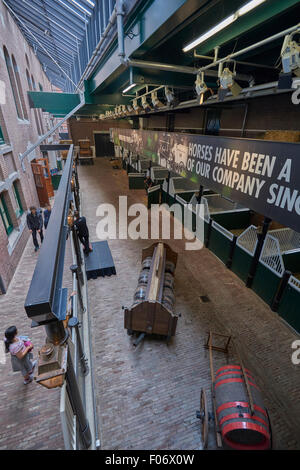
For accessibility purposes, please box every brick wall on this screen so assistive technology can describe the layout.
[68,117,132,145]
[0,1,53,293]
[145,93,299,139]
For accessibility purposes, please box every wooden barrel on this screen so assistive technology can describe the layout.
[163,273,174,290]
[138,269,149,285]
[142,257,152,270]
[133,285,147,302]
[162,287,175,311]
[165,261,175,275]
[214,365,271,450]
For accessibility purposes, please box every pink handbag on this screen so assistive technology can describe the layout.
[24,341,33,349]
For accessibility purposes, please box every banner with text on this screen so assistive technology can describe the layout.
[111,128,300,232]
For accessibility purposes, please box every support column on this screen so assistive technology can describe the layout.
[246,217,272,288]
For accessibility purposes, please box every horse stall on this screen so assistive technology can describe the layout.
[277,275,300,334]
[198,195,248,266]
[251,229,300,333]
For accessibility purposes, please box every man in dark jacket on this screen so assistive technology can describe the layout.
[27,206,44,252]
[73,211,92,256]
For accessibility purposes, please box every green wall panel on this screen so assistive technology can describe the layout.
[278,285,300,334]
[209,227,232,265]
[252,263,282,306]
[231,246,253,282]
[282,252,300,274]
[128,175,146,189]
[212,211,251,231]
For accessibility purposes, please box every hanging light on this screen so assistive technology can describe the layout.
[151,90,164,109]
[195,72,208,96]
[121,105,128,116]
[141,95,152,112]
[133,98,142,113]
[278,34,300,89]
[218,64,242,101]
[165,87,176,106]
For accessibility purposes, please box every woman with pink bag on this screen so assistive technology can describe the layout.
[4,326,37,385]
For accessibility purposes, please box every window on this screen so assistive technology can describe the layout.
[4,48,28,121]
[12,56,28,120]
[12,182,23,218]
[31,75,44,135]
[0,193,13,235]
[0,126,5,145]
[25,53,30,69]
[4,47,22,119]
[26,70,41,135]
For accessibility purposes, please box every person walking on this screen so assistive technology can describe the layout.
[74,211,93,256]
[44,203,52,229]
[27,206,44,252]
[4,326,37,385]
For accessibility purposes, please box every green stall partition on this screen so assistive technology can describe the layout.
[282,251,300,274]
[147,185,161,208]
[212,210,252,231]
[277,277,300,333]
[231,245,254,282]
[231,226,257,282]
[209,220,234,265]
[128,174,146,190]
[252,234,286,306]
[252,263,283,306]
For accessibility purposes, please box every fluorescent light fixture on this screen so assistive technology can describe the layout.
[183,0,267,52]
[183,14,235,52]
[123,83,136,94]
[237,0,266,16]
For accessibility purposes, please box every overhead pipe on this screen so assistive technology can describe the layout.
[117,0,125,58]
[121,58,253,83]
[197,23,300,75]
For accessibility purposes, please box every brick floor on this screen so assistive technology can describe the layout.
[0,158,299,450]
[79,158,300,451]
[0,223,73,450]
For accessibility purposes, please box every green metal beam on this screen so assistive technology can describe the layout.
[28,91,81,114]
[195,0,300,55]
[89,0,187,94]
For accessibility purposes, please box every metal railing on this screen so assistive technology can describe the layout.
[259,234,285,277]
[212,220,234,241]
[237,225,258,255]
[269,228,300,254]
[288,275,300,292]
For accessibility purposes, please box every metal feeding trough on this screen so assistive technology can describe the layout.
[123,242,179,346]
[197,331,272,450]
